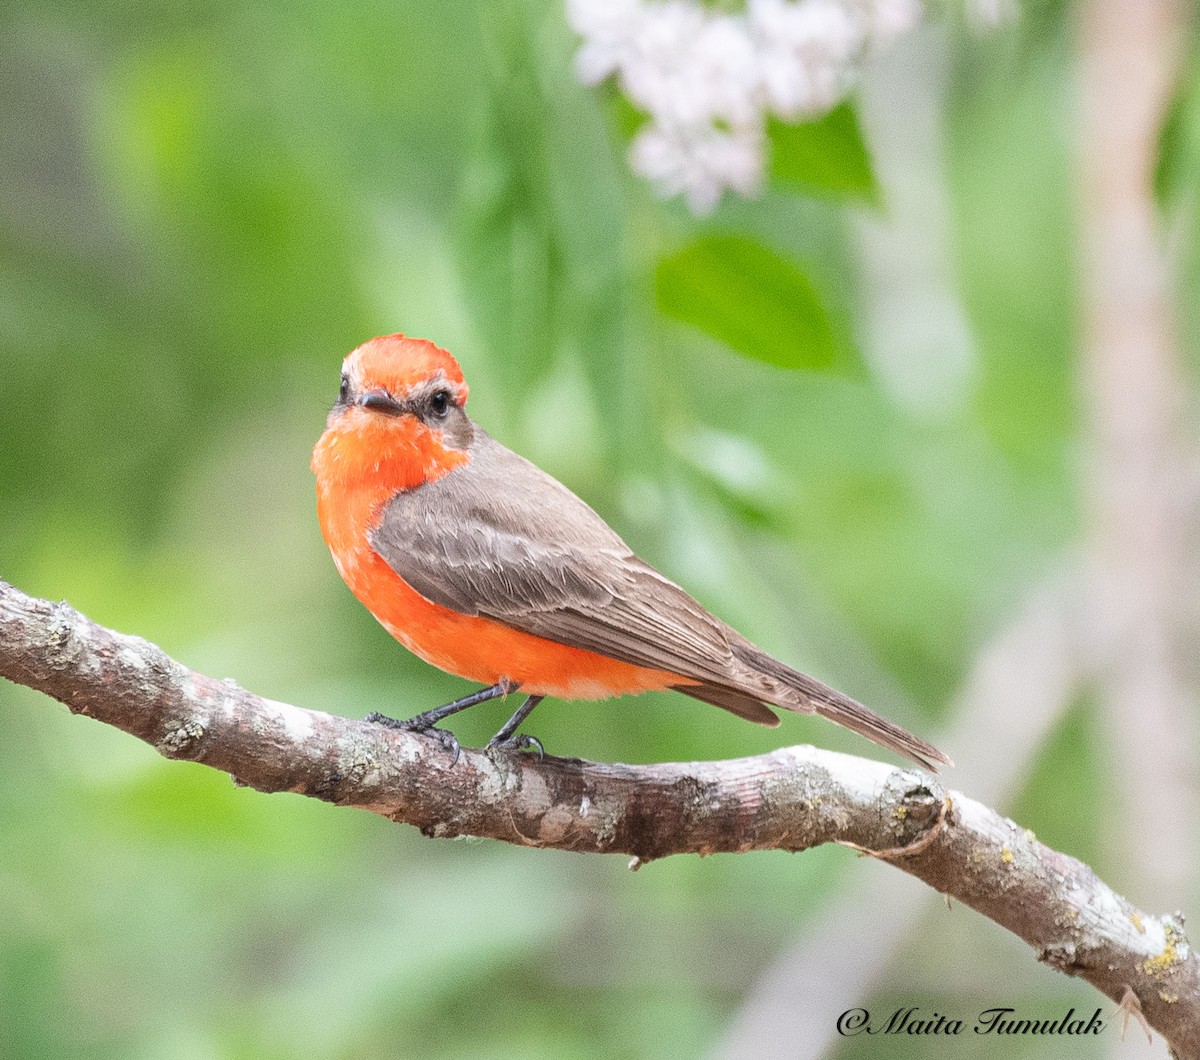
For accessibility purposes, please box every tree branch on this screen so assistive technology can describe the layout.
[1,579,1197,1054]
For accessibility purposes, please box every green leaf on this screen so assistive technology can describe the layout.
[605,87,650,141]
[768,102,880,205]
[655,234,857,373]
[1155,63,1200,209]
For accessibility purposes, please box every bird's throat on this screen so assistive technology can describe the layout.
[311,414,468,494]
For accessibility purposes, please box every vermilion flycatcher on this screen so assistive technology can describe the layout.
[312,334,950,770]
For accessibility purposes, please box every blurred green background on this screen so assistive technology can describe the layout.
[2,0,1195,1056]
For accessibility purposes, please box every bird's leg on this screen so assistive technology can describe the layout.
[486,695,545,757]
[366,679,517,765]
[369,680,516,730]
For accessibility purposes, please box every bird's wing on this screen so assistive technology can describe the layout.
[368,430,760,695]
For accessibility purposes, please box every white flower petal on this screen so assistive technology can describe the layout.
[630,121,765,215]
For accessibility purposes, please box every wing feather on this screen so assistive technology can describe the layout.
[368,431,743,687]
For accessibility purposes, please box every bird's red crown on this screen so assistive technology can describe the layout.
[344,334,469,405]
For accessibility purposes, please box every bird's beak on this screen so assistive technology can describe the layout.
[358,389,405,415]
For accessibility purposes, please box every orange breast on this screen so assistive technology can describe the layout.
[314,455,684,701]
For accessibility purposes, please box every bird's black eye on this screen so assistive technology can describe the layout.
[429,389,451,419]
[338,375,351,404]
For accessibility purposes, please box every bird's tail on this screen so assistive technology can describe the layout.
[809,686,951,771]
[726,644,952,771]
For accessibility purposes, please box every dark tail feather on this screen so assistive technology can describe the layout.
[733,647,953,772]
[811,691,952,771]
[675,681,781,727]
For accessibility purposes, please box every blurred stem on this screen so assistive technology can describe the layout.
[1076,0,1198,907]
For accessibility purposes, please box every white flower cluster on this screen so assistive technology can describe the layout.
[566,0,922,214]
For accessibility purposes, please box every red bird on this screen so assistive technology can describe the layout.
[312,334,950,770]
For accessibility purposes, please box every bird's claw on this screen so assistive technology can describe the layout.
[426,727,462,766]
[365,712,461,766]
[487,732,545,759]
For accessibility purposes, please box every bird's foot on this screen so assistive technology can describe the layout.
[363,710,403,728]
[484,694,545,758]
[486,732,544,759]
[365,712,461,766]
